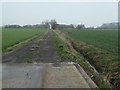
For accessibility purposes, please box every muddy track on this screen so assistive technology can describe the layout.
[2,30,60,63]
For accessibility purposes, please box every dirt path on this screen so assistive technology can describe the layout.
[31,30,60,63]
[2,30,98,88]
[2,30,59,63]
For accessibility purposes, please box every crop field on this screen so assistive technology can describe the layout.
[61,28,119,88]
[2,28,47,52]
[62,29,118,53]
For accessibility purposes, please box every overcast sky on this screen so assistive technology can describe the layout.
[2,2,118,27]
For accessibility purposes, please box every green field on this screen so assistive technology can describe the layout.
[2,28,47,52]
[61,29,119,88]
[62,29,118,53]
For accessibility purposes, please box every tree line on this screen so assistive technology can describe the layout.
[3,19,119,29]
[2,19,85,30]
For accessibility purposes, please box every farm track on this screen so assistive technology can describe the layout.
[2,30,98,88]
[2,30,59,63]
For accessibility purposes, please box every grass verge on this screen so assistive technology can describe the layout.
[53,30,113,89]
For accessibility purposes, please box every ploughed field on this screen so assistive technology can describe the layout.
[2,28,47,52]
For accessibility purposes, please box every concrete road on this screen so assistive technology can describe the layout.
[42,63,90,88]
[2,63,42,88]
[2,63,97,88]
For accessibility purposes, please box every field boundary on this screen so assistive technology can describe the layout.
[53,29,113,88]
[74,63,98,88]
[53,30,98,88]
